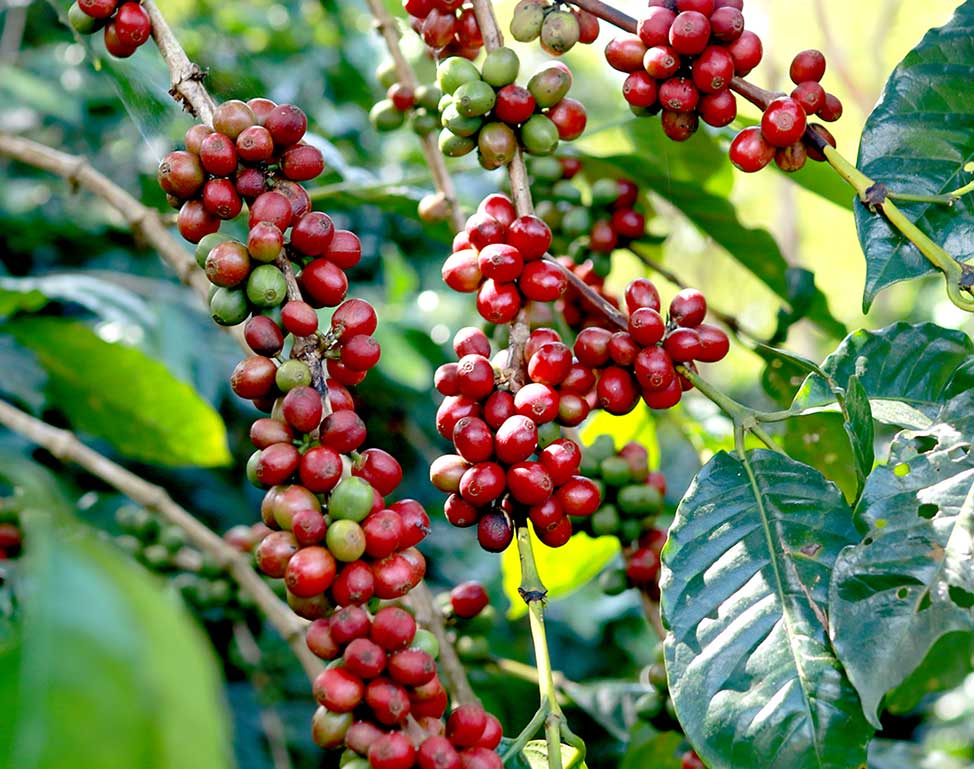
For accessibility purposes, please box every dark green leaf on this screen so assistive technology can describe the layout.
[844,375,875,493]
[620,728,683,769]
[0,337,47,413]
[660,450,871,769]
[5,317,230,467]
[793,322,974,426]
[0,274,154,327]
[855,2,974,308]
[884,631,973,714]
[829,392,974,728]
[783,412,860,502]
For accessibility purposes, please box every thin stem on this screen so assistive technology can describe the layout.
[571,0,636,33]
[886,177,974,206]
[501,705,548,763]
[0,398,324,682]
[544,712,564,769]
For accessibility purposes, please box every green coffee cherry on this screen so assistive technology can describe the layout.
[481,46,520,88]
[601,456,632,486]
[462,603,496,635]
[210,287,249,326]
[328,477,374,522]
[619,519,643,544]
[562,206,593,237]
[551,179,583,204]
[535,199,563,231]
[527,66,572,109]
[567,237,590,264]
[158,526,187,554]
[275,359,312,391]
[478,122,517,170]
[199,552,224,578]
[194,231,232,269]
[618,484,662,516]
[141,543,172,570]
[326,519,367,561]
[509,0,545,42]
[369,99,406,132]
[114,534,141,556]
[591,178,620,207]
[455,634,491,662]
[453,80,496,118]
[442,104,483,138]
[246,449,263,486]
[437,93,454,113]
[410,109,440,137]
[598,567,629,596]
[520,114,559,156]
[375,60,398,90]
[586,435,616,465]
[536,421,562,450]
[439,128,477,158]
[540,10,580,55]
[437,57,481,95]
[634,689,664,720]
[246,264,288,308]
[529,155,564,182]
[591,251,613,278]
[415,84,443,112]
[411,628,440,659]
[68,1,105,33]
[591,504,621,537]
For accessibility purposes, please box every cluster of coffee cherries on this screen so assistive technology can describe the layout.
[509,0,599,56]
[442,194,569,324]
[307,604,503,769]
[729,49,841,173]
[403,0,484,59]
[371,63,444,137]
[158,99,325,253]
[436,52,586,167]
[527,156,647,274]
[605,0,761,140]
[574,280,729,412]
[67,0,151,58]
[632,647,683,736]
[430,325,602,551]
[112,504,257,612]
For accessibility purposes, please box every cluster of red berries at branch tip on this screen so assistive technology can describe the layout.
[371,64,445,137]
[574,280,729,412]
[307,605,503,769]
[729,49,841,173]
[526,155,647,276]
[443,194,568,322]
[404,0,484,59]
[607,0,761,139]
[431,324,602,551]
[509,0,600,55]
[436,52,587,167]
[159,98,324,247]
[67,0,151,58]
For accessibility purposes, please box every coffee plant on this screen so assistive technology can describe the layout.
[0,1,972,769]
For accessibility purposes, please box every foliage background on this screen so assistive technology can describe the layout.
[0,0,972,767]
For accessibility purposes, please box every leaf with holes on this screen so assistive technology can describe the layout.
[793,321,974,426]
[854,2,974,309]
[829,391,974,728]
[784,412,860,502]
[660,450,870,769]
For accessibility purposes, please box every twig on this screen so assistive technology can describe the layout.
[0,397,324,682]
[232,623,295,769]
[142,0,216,123]
[361,0,466,232]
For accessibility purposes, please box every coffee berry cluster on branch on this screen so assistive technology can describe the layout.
[68,0,152,58]
[161,98,507,768]
[509,0,600,55]
[404,0,485,58]
[371,63,445,137]
[436,51,587,166]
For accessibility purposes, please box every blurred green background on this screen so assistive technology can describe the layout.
[0,1,972,768]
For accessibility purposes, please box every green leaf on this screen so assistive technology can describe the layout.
[793,322,974,425]
[844,375,875,494]
[5,317,230,467]
[884,631,973,714]
[783,412,860,503]
[660,450,871,769]
[0,336,47,413]
[854,2,974,309]
[0,274,154,327]
[521,740,587,769]
[0,287,47,319]
[501,529,619,620]
[0,458,233,769]
[559,679,653,741]
[829,392,974,728]
[620,727,683,769]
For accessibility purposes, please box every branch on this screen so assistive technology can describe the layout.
[143,0,216,123]
[0,397,324,682]
[361,0,466,232]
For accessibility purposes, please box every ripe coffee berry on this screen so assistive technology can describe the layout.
[790,49,827,84]
[760,97,807,147]
[450,581,489,618]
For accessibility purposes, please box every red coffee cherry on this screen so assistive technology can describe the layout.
[728,126,775,173]
[231,356,277,399]
[477,509,514,552]
[494,84,537,125]
[629,307,666,346]
[320,409,367,453]
[692,46,735,92]
[555,476,601,516]
[281,144,325,181]
[365,677,412,726]
[447,705,488,748]
[637,8,676,47]
[626,546,661,584]
[695,323,731,361]
[528,342,572,386]
[663,327,703,361]
[709,6,743,42]
[635,346,677,391]
[114,3,151,46]
[476,280,521,324]
[659,77,699,112]
[454,326,492,358]
[353,448,403,496]
[329,605,371,644]
[284,545,336,597]
[177,200,220,243]
[478,243,523,283]
[506,215,552,260]
[465,211,507,249]
[371,606,417,650]
[670,287,707,327]
[623,71,659,108]
[291,211,336,256]
[518,260,567,302]
[342,637,387,679]
[668,10,709,55]
[493,415,538,465]
[79,0,118,19]
[450,581,489,618]
[388,648,437,687]
[507,461,553,505]
[418,736,462,769]
[331,298,377,342]
[255,530,298,578]
[726,29,762,75]
[643,45,680,80]
[596,366,640,415]
[459,462,507,506]
[514,383,560,424]
[459,747,504,769]
[791,81,826,115]
[547,97,588,141]
[313,667,364,712]
[264,104,308,146]
[305,618,340,660]
[250,418,293,449]
[300,258,349,307]
[199,132,238,177]
[625,278,661,313]
[236,125,275,163]
[790,49,827,84]
[158,150,204,199]
[608,331,640,366]
[818,93,843,122]
[249,190,293,231]
[760,97,807,148]
[483,390,516,429]
[281,386,323,433]
[281,300,318,337]
[453,417,495,464]
[605,34,648,72]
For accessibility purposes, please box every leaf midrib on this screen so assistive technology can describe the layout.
[741,452,824,768]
